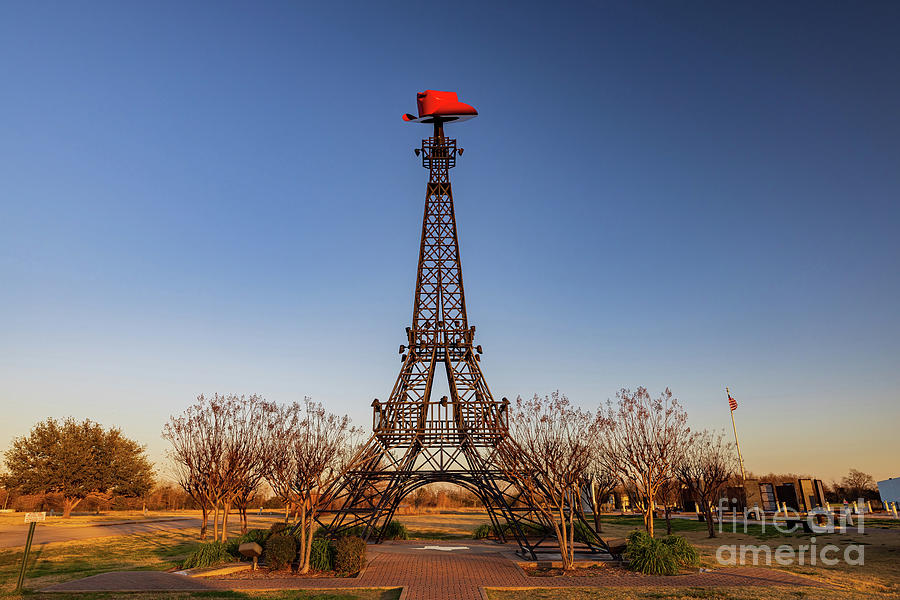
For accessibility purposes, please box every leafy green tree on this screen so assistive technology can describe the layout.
[2,418,154,517]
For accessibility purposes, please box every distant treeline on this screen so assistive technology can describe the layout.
[0,482,486,514]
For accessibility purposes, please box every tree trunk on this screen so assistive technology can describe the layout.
[62,497,82,518]
[240,506,248,534]
[221,501,230,543]
[200,505,209,540]
[590,481,603,534]
[213,502,219,541]
[303,505,316,573]
[298,499,309,574]
[702,502,716,538]
[552,519,569,571]
[665,504,672,535]
[646,496,655,538]
[556,501,573,571]
[568,491,576,566]
[593,507,603,534]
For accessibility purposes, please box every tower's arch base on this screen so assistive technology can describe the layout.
[315,435,609,559]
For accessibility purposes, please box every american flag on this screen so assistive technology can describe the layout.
[727,389,738,412]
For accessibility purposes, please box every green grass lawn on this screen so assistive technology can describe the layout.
[0,528,197,595]
[486,514,900,600]
[3,512,897,600]
[595,515,812,541]
[0,511,202,529]
[487,588,885,600]
[404,528,467,540]
[0,527,398,600]
[24,593,400,600]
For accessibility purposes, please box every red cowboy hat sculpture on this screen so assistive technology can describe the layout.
[402,90,478,123]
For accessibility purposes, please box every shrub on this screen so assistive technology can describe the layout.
[380,520,409,540]
[269,521,289,537]
[333,525,366,538]
[625,530,678,575]
[310,537,335,571]
[519,522,550,536]
[182,541,231,569]
[333,535,366,575]
[472,522,550,540]
[244,528,268,544]
[473,524,493,539]
[662,534,700,568]
[312,525,365,539]
[264,534,297,571]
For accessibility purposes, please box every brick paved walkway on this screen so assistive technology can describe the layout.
[43,541,827,599]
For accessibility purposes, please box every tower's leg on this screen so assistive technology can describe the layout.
[320,437,423,541]
[461,445,541,559]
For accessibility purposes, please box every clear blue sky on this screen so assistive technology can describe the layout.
[1,1,898,482]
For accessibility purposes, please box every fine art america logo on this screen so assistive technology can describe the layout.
[714,498,866,567]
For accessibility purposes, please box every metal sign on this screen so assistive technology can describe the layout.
[17,512,44,591]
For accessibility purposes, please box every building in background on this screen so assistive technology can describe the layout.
[743,478,828,512]
[877,477,900,510]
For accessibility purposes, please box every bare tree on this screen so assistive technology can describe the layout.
[598,387,690,537]
[675,429,738,538]
[262,403,301,522]
[496,392,600,570]
[173,459,212,538]
[233,479,262,535]
[840,469,877,501]
[164,394,273,540]
[656,475,681,535]
[213,395,272,542]
[164,397,219,538]
[263,398,361,574]
[622,479,647,516]
[580,452,619,534]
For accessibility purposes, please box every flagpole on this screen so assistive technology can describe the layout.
[727,387,746,481]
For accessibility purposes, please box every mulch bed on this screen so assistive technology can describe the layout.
[216,567,358,579]
[525,564,621,577]
[523,563,693,578]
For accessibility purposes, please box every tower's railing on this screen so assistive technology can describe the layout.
[372,398,508,447]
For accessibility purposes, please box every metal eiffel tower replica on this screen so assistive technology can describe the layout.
[322,91,547,558]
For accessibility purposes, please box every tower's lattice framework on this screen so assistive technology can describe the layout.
[321,95,606,559]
